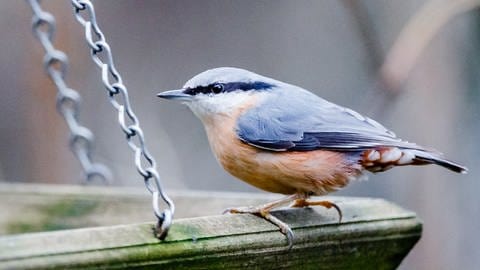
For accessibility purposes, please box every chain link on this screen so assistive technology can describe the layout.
[26,0,112,184]
[70,0,174,239]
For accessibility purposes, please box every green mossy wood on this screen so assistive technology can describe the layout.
[0,184,421,269]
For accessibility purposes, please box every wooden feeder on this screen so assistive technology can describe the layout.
[0,1,422,269]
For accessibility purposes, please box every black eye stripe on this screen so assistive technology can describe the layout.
[183,85,211,95]
[184,81,275,96]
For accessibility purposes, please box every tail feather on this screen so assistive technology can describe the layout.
[410,150,468,174]
[361,147,468,174]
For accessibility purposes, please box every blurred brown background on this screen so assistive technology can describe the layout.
[0,1,479,269]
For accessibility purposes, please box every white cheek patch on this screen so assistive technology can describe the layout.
[203,92,252,112]
[187,91,267,120]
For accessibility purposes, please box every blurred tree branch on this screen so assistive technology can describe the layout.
[380,0,480,95]
[344,0,480,117]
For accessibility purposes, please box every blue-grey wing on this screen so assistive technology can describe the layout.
[236,85,420,152]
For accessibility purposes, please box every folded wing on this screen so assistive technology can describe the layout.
[236,85,420,152]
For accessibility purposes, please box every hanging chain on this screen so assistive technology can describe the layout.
[26,0,112,184]
[69,0,174,239]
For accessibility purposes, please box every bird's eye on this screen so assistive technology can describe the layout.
[211,83,224,94]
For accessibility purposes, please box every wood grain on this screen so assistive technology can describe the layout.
[0,183,421,269]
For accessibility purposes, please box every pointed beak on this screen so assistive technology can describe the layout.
[157,89,192,101]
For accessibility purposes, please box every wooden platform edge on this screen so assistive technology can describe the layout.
[0,195,422,270]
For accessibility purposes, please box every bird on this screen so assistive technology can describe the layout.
[157,67,467,248]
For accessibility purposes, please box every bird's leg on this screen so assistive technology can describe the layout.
[223,193,302,214]
[291,198,343,223]
[223,193,303,249]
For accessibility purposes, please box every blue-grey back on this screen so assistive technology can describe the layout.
[236,84,420,151]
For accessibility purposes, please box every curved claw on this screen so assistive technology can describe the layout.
[284,224,295,250]
[330,202,343,223]
[222,207,234,215]
[220,194,304,250]
[222,206,295,250]
[292,199,343,223]
[262,212,295,250]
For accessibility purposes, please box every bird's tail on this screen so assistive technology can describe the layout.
[410,149,468,174]
[361,147,468,174]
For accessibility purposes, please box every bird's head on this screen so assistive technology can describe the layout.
[157,67,278,120]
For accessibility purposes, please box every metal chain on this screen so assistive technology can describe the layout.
[69,0,174,239]
[26,0,112,184]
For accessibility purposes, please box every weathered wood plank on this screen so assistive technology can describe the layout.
[0,184,422,270]
[0,183,283,235]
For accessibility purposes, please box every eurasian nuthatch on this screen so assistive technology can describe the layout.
[158,67,467,247]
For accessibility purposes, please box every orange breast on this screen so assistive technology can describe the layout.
[201,98,362,195]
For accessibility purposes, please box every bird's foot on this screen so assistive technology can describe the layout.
[291,199,343,223]
[224,206,295,250]
[223,194,302,249]
[222,206,259,215]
